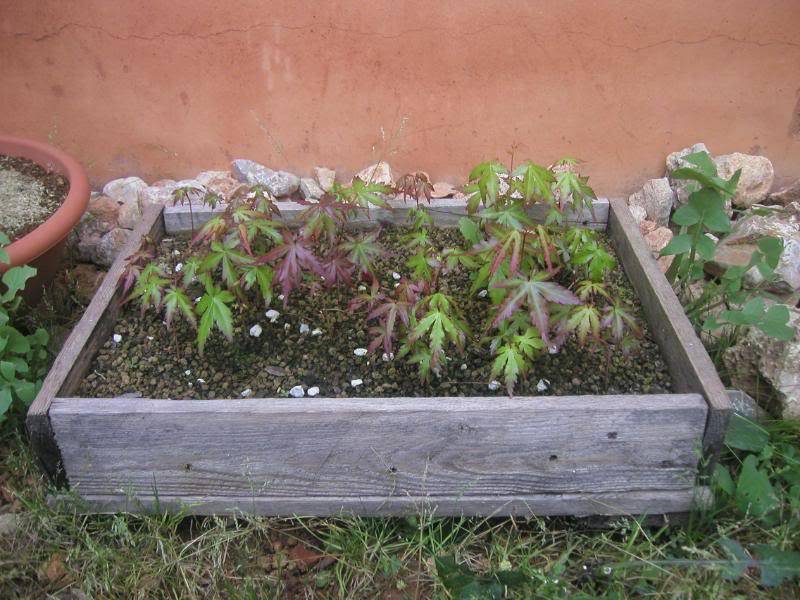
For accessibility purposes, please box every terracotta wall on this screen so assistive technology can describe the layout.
[1,0,799,194]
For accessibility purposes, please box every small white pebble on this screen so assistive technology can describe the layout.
[147,336,154,341]
[536,378,550,392]
[194,296,202,303]
[196,378,206,384]
[174,262,183,273]
[184,369,191,376]
[265,309,280,322]
[172,249,181,256]
[307,386,320,397]
[188,382,193,387]
[354,348,368,356]
[284,323,290,330]
[392,272,401,280]
[311,328,323,336]
[299,323,310,334]
[278,294,285,301]
[460,363,468,371]
[289,385,305,398]
[478,289,488,298]
[548,345,558,354]
[357,284,367,292]
[350,378,363,387]
[249,324,263,337]
[488,380,501,391]
[112,334,122,344]
[394,282,400,288]
[241,388,253,398]
[382,352,395,362]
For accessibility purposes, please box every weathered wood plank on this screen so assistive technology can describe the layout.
[606,198,730,463]
[26,204,165,481]
[163,197,610,234]
[63,488,710,517]
[51,394,706,504]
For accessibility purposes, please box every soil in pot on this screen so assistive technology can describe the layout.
[78,226,672,399]
[0,154,69,241]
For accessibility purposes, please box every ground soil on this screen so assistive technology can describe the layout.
[78,227,673,399]
[0,154,69,241]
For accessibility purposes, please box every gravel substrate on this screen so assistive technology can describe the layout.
[78,227,673,399]
[0,154,69,240]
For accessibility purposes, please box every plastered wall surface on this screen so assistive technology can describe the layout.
[1,0,799,193]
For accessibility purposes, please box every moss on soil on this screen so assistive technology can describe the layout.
[0,154,69,241]
[78,227,672,399]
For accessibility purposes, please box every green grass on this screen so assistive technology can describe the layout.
[1,419,798,599]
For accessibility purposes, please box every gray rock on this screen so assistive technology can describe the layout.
[139,180,179,208]
[666,142,709,205]
[714,152,774,208]
[195,170,243,199]
[230,159,299,197]
[231,159,265,183]
[102,177,147,206]
[354,161,393,186]
[723,304,800,418]
[710,202,800,293]
[431,181,457,198]
[299,177,324,200]
[78,227,131,268]
[0,513,19,537]
[117,198,141,229]
[627,203,647,225]
[628,178,676,226]
[769,178,800,206]
[314,166,336,192]
[727,389,768,422]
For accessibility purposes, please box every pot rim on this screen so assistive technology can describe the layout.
[1,134,90,270]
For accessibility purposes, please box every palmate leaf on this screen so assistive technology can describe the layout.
[409,292,469,376]
[299,194,352,243]
[491,327,545,394]
[339,230,383,275]
[573,241,616,282]
[241,264,274,306]
[493,272,581,342]
[320,252,355,288]
[467,161,508,209]
[196,283,235,354]
[262,230,322,301]
[201,238,253,288]
[554,168,595,214]
[164,287,197,329]
[345,177,392,208]
[511,161,554,203]
[601,301,640,342]
[458,217,483,245]
[480,204,532,231]
[566,305,601,345]
[130,264,169,314]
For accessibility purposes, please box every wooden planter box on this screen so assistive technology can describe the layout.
[27,197,729,517]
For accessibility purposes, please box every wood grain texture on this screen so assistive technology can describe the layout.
[607,198,730,462]
[61,488,709,517]
[163,197,610,234]
[50,394,706,508]
[26,204,165,481]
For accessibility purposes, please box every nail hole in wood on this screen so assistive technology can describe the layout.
[607,432,618,439]
[549,454,558,461]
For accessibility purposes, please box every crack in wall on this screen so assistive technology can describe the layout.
[6,20,800,51]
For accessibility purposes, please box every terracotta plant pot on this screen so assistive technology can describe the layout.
[0,135,90,299]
